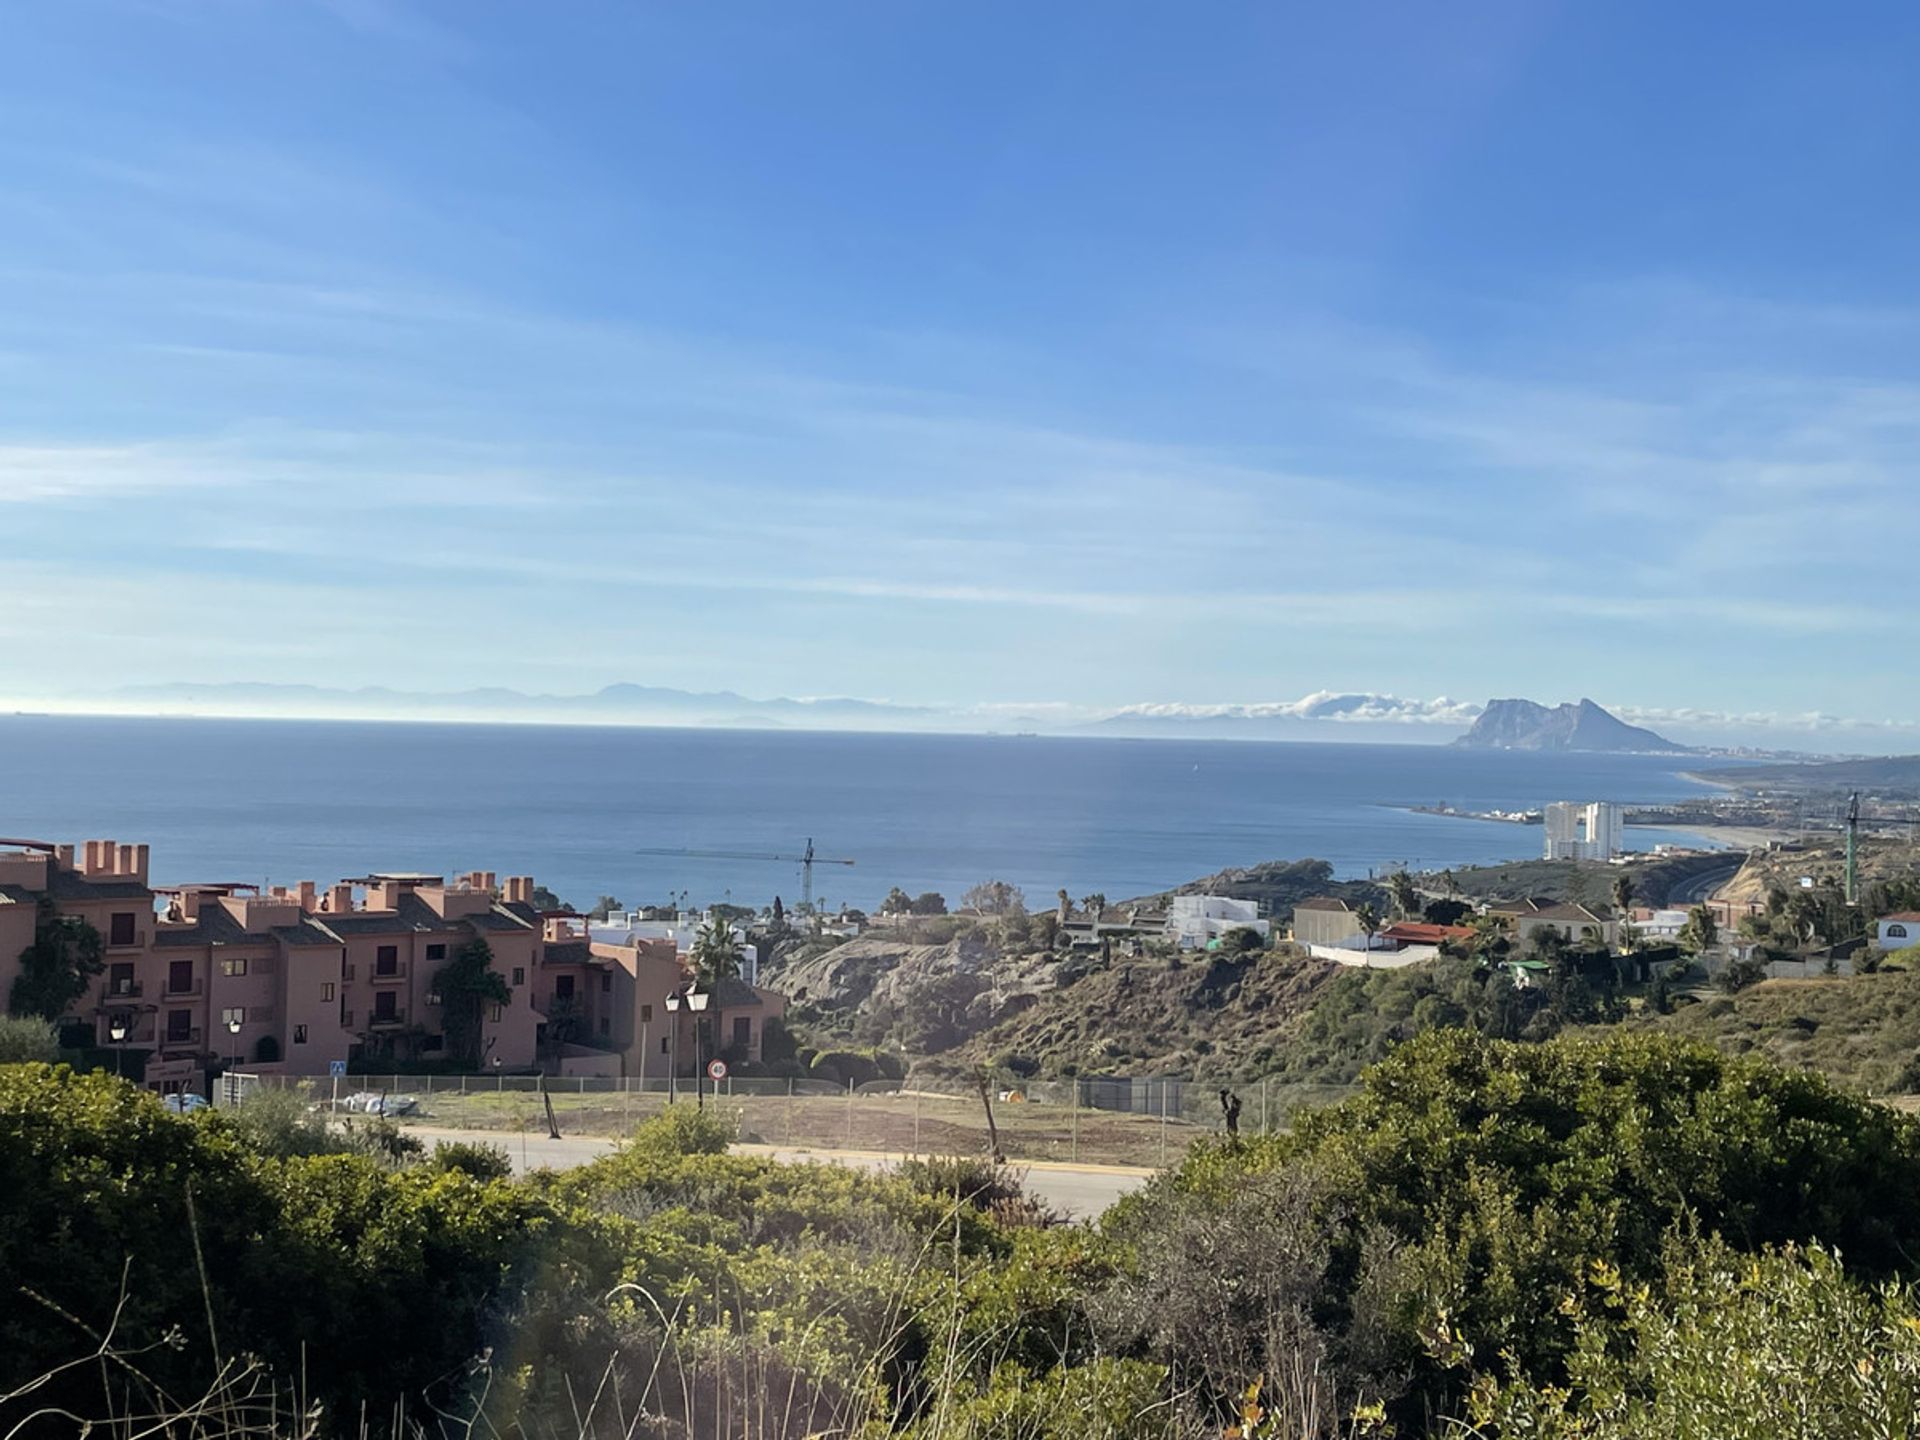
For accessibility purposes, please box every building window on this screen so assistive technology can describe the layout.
[599,1016,611,1036]
[293,1025,308,1044]
[166,1009,193,1043]
[375,945,399,976]
[641,1004,653,1023]
[373,991,398,1023]
[109,912,137,947]
[732,1017,751,1048]
[220,957,248,978]
[321,982,335,1002]
[425,942,447,961]
[220,1006,244,1029]
[600,972,611,993]
[660,1036,669,1054]
[167,960,194,994]
[489,1004,504,1023]
[1890,925,1909,939]
[511,967,525,986]
[108,963,136,997]
[555,974,575,999]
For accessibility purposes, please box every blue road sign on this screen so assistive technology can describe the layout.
[329,1060,347,1078]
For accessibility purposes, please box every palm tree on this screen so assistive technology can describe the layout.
[1612,874,1637,950]
[692,916,742,986]
[1388,871,1418,919]
[1353,902,1382,966]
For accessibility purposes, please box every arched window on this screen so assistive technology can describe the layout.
[1888,924,1909,939]
[253,1035,282,1064]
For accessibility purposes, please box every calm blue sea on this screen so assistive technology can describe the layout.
[0,716,1724,912]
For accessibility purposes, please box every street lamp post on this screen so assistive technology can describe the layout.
[664,989,710,1109]
[225,1018,242,1104]
[664,991,680,1104]
[687,990,710,1110]
[108,1015,129,1081]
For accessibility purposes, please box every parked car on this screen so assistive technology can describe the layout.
[162,1092,208,1113]
[341,1090,419,1116]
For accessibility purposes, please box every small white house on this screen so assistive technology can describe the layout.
[1169,895,1269,950]
[1877,912,1920,951]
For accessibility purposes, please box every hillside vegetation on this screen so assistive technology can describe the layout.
[1621,969,1920,1095]
[15,1034,1920,1437]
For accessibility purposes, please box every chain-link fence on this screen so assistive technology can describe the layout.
[230,1071,1359,1170]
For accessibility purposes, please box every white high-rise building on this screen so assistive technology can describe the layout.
[1543,801,1623,861]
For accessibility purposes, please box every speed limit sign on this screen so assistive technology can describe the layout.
[706,1058,728,1081]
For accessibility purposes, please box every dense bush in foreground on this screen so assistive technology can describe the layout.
[7,1029,1920,1438]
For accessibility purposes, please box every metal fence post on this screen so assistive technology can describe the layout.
[914,1090,922,1154]
[1261,1079,1269,1136]
[1159,1081,1168,1167]
[1071,1084,1079,1165]
[846,1078,854,1150]
[786,1076,794,1146]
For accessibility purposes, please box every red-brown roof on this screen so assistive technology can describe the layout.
[1381,921,1477,945]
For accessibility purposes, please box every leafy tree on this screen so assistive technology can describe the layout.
[433,936,510,1069]
[1352,901,1381,958]
[692,915,742,985]
[588,894,623,920]
[528,883,572,913]
[1220,925,1266,955]
[910,891,948,916]
[1423,897,1471,927]
[880,886,913,915]
[9,899,104,1020]
[1079,893,1107,917]
[1677,904,1720,956]
[0,1015,58,1063]
[963,880,1026,916]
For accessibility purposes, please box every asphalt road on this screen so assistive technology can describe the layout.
[405,1125,1153,1218]
[1668,859,1745,906]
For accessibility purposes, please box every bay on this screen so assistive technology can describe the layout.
[0,715,1723,912]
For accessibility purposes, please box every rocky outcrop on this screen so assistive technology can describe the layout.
[1454,698,1689,753]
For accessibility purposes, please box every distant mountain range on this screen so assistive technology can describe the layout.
[1452,698,1691,754]
[103,681,935,728]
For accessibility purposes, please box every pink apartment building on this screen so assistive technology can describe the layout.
[0,838,785,1093]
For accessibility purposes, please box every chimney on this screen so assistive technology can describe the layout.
[298,880,316,911]
[117,844,136,877]
[181,890,202,922]
[55,844,73,868]
[132,844,150,884]
[483,871,497,892]
[327,883,353,914]
[83,841,102,874]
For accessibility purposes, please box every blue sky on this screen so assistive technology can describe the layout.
[4,1,1920,747]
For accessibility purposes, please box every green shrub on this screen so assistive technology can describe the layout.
[217,1083,339,1157]
[627,1102,735,1156]
[0,1014,58,1064]
[429,1139,514,1181]
[1462,1236,1920,1436]
[1113,1028,1920,1431]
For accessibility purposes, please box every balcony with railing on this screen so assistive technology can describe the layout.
[102,979,144,1000]
[163,979,204,999]
[368,1010,409,1030]
[370,962,408,984]
[161,1027,202,1049]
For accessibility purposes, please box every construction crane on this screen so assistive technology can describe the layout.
[633,837,855,912]
[1843,791,1920,905]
